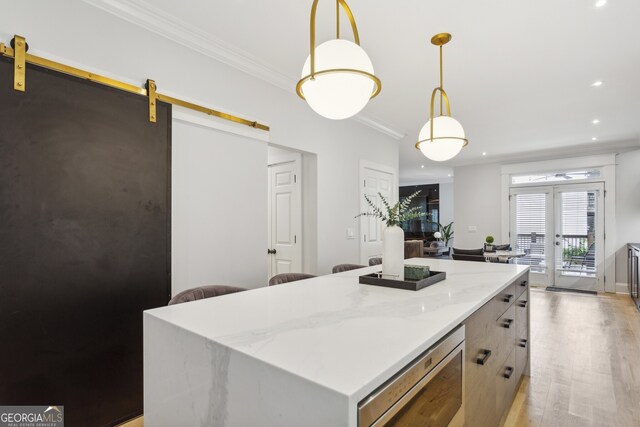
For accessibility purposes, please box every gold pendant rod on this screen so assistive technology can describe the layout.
[439,45,443,116]
[309,0,361,78]
[336,0,340,39]
[0,36,269,132]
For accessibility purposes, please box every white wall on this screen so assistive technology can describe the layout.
[439,182,454,230]
[615,149,640,286]
[453,163,502,248]
[1,1,399,287]
[172,119,267,293]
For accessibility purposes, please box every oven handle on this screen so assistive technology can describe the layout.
[367,341,464,427]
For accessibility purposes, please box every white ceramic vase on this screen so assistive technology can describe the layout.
[383,225,405,281]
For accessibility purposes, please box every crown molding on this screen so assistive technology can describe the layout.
[82,0,293,90]
[352,114,406,140]
[82,0,406,140]
[450,137,640,168]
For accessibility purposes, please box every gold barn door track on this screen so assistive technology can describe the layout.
[0,34,269,132]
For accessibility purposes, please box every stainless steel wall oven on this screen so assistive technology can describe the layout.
[358,326,465,427]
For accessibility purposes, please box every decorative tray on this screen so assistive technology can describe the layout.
[359,270,446,291]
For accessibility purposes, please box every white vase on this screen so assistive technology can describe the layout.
[383,225,405,281]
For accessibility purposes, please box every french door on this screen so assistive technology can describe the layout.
[510,183,605,292]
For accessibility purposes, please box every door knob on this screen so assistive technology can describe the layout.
[555,242,560,246]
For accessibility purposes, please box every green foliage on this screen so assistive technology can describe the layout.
[485,235,495,244]
[355,190,427,227]
[563,243,588,259]
[439,222,454,245]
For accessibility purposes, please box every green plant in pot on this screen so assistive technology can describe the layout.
[355,190,427,280]
[438,222,454,246]
[485,235,495,252]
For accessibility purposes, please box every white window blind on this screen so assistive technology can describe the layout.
[561,192,588,235]
[516,194,546,235]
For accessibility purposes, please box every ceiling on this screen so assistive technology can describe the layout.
[87,0,640,183]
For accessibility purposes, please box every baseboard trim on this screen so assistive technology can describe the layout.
[546,286,597,295]
[616,282,630,294]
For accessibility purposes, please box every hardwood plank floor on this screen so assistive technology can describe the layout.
[117,416,143,427]
[504,288,640,427]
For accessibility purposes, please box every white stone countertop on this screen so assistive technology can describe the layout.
[145,258,528,404]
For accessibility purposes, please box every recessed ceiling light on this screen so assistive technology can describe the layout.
[595,0,607,7]
[447,173,453,177]
[592,137,598,141]
[592,80,603,87]
[482,152,487,156]
[592,119,600,124]
[421,165,425,169]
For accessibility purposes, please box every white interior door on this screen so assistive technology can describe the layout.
[359,165,394,265]
[510,187,554,286]
[553,183,604,292]
[268,154,302,278]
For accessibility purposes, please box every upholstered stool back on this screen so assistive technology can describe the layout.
[168,285,247,305]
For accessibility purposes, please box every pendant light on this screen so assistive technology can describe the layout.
[415,33,468,162]
[296,0,381,120]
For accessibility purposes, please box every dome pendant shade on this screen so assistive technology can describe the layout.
[300,39,376,120]
[417,116,466,162]
[416,33,468,161]
[296,0,381,120]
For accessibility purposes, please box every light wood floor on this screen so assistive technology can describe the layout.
[504,288,640,427]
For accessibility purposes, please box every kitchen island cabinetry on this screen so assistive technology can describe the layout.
[463,272,529,427]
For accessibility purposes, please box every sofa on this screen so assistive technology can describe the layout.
[404,240,424,259]
[451,248,485,262]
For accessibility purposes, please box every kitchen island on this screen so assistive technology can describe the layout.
[144,258,529,427]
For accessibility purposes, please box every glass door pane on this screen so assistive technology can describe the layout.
[553,184,604,292]
[510,187,553,286]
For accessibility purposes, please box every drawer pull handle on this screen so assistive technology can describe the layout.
[502,318,514,328]
[519,300,528,308]
[503,294,514,303]
[476,349,492,365]
[519,339,528,348]
[520,280,528,287]
[503,366,514,379]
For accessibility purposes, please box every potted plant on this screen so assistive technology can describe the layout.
[356,190,426,280]
[438,222,454,247]
[485,235,495,252]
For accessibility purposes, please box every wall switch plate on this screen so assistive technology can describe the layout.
[347,228,355,239]
[468,226,477,232]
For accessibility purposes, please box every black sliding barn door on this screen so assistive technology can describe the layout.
[0,59,171,426]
